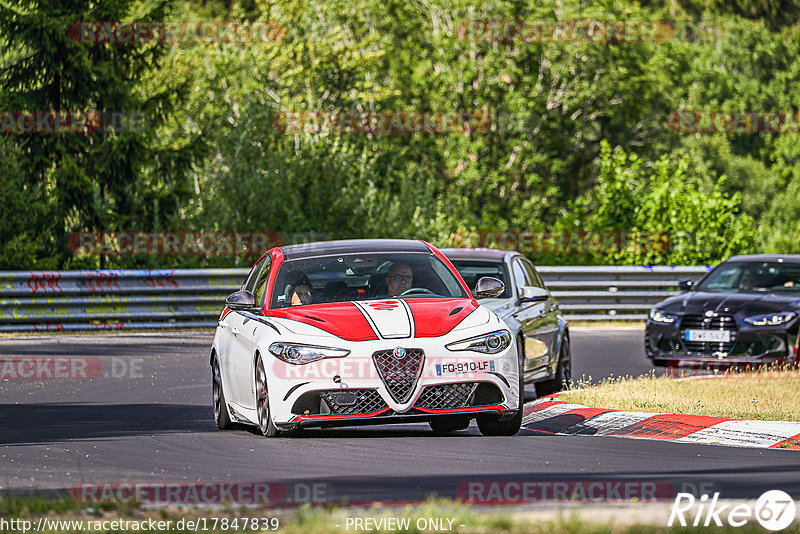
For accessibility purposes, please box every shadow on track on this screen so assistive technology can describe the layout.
[0,403,214,445]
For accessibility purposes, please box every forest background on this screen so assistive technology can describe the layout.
[2,0,798,269]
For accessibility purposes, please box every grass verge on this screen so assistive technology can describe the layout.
[560,369,800,420]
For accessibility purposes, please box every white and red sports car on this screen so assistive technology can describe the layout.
[210,239,522,437]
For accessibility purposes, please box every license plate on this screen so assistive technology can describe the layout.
[684,329,731,343]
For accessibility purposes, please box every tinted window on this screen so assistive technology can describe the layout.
[253,255,272,308]
[448,260,511,299]
[512,259,530,287]
[520,258,544,288]
[697,261,800,292]
[270,252,468,308]
[243,254,269,293]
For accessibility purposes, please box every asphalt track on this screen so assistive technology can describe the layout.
[1,327,798,505]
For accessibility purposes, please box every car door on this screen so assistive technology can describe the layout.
[520,258,560,374]
[511,257,557,379]
[231,253,273,408]
[225,254,269,406]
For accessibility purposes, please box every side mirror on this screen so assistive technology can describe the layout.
[519,285,549,303]
[226,289,258,311]
[678,279,695,292]
[474,277,505,299]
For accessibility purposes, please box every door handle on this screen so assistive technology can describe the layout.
[232,327,240,336]
[218,320,229,328]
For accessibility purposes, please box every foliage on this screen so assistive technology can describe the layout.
[554,141,755,265]
[0,0,200,269]
[2,0,800,269]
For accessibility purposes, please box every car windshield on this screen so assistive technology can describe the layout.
[696,261,800,292]
[447,260,511,298]
[270,252,468,308]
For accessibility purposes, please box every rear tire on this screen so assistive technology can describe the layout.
[429,417,470,433]
[212,356,232,430]
[255,353,282,437]
[535,336,572,397]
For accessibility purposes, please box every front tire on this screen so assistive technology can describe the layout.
[429,416,470,433]
[212,356,232,430]
[255,353,282,437]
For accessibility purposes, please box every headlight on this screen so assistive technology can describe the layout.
[446,330,512,354]
[744,311,796,326]
[649,309,678,324]
[268,343,350,365]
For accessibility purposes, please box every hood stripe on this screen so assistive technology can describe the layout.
[354,300,413,339]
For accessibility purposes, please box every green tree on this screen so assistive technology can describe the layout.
[0,0,201,269]
[554,140,755,265]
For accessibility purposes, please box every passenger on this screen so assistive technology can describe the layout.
[385,263,414,297]
[286,271,313,306]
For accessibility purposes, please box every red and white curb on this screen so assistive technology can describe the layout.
[521,396,800,450]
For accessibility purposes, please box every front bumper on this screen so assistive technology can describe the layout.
[287,407,511,430]
[645,319,798,368]
[284,380,510,429]
[265,340,519,429]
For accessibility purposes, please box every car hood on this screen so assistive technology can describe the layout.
[267,298,479,341]
[656,291,800,317]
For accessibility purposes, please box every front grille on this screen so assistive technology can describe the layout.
[416,383,477,410]
[680,314,738,355]
[319,389,387,415]
[372,348,425,403]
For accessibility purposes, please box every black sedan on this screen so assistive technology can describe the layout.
[646,254,800,369]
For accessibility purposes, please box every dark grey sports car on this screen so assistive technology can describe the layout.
[646,254,800,369]
[442,248,571,396]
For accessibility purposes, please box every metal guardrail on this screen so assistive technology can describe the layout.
[0,266,712,332]
[539,265,712,321]
[0,269,247,332]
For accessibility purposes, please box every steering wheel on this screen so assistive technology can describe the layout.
[400,287,435,296]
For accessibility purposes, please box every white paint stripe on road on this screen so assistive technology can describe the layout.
[678,420,800,448]
[525,396,563,408]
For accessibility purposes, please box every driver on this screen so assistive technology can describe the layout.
[286,270,313,306]
[386,263,413,297]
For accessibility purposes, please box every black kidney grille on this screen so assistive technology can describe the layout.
[319,389,387,415]
[680,314,737,354]
[372,348,425,403]
[416,383,477,410]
